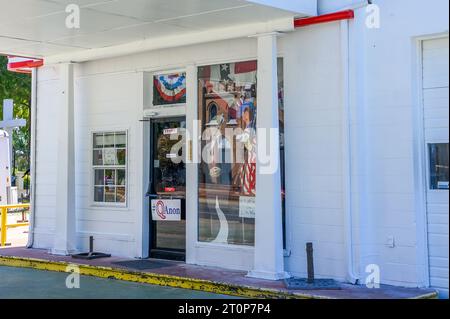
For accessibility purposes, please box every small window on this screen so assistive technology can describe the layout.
[93,131,127,204]
[429,143,449,190]
[208,103,218,122]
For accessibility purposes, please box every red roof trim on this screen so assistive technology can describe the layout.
[294,10,355,28]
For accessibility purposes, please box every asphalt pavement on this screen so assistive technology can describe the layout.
[0,265,239,299]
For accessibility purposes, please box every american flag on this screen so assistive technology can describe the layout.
[239,134,257,196]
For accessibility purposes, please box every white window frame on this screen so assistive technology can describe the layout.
[91,130,128,208]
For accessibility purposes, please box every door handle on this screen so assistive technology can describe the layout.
[145,181,156,198]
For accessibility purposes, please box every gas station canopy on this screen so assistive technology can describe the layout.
[0,0,316,63]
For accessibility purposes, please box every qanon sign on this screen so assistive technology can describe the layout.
[151,199,181,221]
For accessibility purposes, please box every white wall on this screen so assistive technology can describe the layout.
[73,70,143,256]
[33,66,59,247]
[281,0,449,288]
[318,0,364,14]
[282,23,347,280]
[349,0,449,288]
[33,0,449,291]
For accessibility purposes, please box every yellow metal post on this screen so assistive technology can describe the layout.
[1,207,7,246]
[0,204,30,247]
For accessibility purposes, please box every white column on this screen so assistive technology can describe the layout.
[247,33,287,280]
[52,63,76,255]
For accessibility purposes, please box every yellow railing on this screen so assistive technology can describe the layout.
[0,204,30,247]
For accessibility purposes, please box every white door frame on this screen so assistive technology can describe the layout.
[137,70,187,258]
[412,32,449,288]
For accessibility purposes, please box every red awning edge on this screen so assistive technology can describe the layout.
[7,56,44,74]
[294,10,355,28]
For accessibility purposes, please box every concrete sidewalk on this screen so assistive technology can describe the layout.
[0,247,438,299]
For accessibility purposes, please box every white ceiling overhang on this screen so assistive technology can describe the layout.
[0,0,317,64]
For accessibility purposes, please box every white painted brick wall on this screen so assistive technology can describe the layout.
[31,0,449,292]
[282,22,347,280]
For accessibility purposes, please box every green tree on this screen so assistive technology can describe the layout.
[0,55,31,178]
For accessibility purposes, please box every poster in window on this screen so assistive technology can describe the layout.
[239,196,256,219]
[151,199,181,221]
[153,73,186,106]
[103,148,116,165]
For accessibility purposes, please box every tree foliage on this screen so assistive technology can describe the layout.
[0,55,32,173]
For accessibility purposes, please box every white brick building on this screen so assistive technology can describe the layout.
[1,0,448,298]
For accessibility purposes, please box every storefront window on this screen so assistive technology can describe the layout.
[197,61,258,246]
[92,131,127,204]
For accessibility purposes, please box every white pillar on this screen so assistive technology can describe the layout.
[52,63,76,255]
[247,33,287,280]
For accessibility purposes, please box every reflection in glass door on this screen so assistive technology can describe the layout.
[148,117,186,261]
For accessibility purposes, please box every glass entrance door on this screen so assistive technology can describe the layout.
[149,117,186,261]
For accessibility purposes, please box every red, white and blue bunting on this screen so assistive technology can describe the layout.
[153,73,186,104]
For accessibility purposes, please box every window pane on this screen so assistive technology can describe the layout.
[105,169,116,186]
[116,187,126,203]
[94,187,104,202]
[117,169,126,185]
[93,150,103,165]
[94,169,104,186]
[429,143,449,190]
[116,149,126,165]
[197,61,257,246]
[104,133,115,148]
[115,133,126,148]
[93,133,104,148]
[105,186,116,202]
